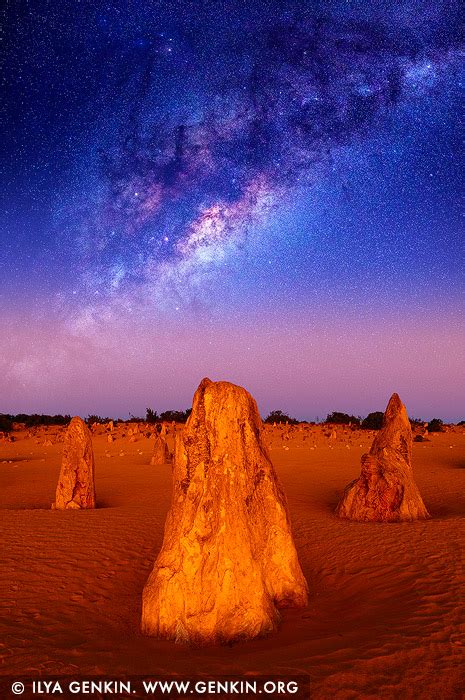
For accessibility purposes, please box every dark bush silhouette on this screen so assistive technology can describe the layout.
[128,413,144,422]
[0,415,13,432]
[325,412,360,426]
[427,418,444,433]
[409,417,425,429]
[146,408,159,424]
[86,415,111,425]
[361,411,384,430]
[159,409,191,423]
[264,410,298,424]
[2,414,71,428]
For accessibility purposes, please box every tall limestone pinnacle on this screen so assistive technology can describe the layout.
[150,426,171,465]
[336,393,429,522]
[142,377,308,644]
[52,417,96,510]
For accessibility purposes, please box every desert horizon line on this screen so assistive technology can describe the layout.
[1,407,462,427]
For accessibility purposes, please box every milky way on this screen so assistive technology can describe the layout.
[2,0,464,419]
[72,13,461,305]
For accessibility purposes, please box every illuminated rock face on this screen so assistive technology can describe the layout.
[142,378,308,644]
[336,394,429,522]
[53,417,96,510]
[150,431,171,465]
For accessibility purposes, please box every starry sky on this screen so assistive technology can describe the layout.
[2,0,464,421]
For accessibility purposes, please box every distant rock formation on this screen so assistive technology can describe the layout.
[150,428,171,465]
[142,378,308,644]
[336,393,429,522]
[52,417,96,510]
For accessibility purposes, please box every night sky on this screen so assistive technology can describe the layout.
[2,0,464,421]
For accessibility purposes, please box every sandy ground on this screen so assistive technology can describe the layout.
[1,422,464,699]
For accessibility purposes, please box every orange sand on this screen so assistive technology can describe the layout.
[1,424,464,698]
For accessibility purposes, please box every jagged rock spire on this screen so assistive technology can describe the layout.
[53,417,96,510]
[142,377,308,644]
[336,393,429,522]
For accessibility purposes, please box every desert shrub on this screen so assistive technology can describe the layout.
[86,415,110,425]
[6,414,71,427]
[264,410,298,425]
[159,409,191,423]
[0,414,13,432]
[409,418,424,429]
[146,407,159,423]
[325,412,360,426]
[361,412,384,430]
[427,418,444,432]
[50,414,71,425]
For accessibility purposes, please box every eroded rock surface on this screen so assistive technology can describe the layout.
[150,429,171,465]
[142,378,308,644]
[53,417,96,510]
[336,393,429,522]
